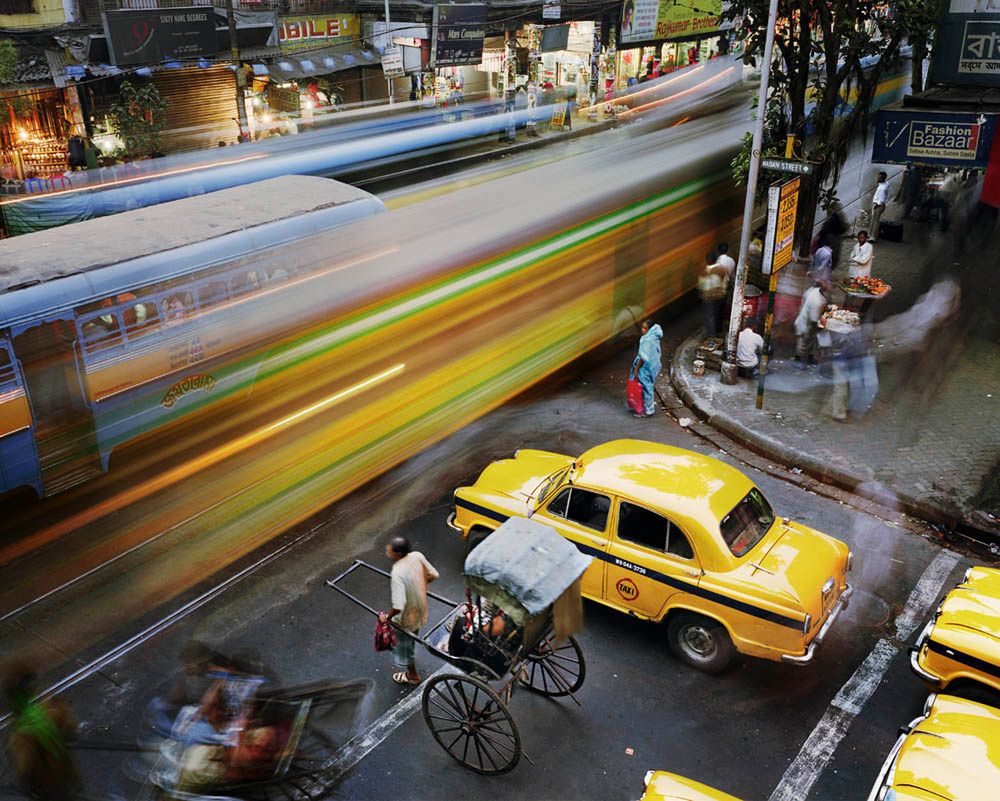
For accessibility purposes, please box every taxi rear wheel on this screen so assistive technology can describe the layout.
[666,613,736,674]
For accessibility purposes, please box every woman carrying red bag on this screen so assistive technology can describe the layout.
[630,320,662,418]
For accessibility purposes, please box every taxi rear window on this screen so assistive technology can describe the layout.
[720,489,774,557]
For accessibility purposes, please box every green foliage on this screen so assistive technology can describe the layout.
[725,0,939,239]
[108,80,169,159]
[0,39,17,86]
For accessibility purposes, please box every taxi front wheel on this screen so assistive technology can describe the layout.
[667,613,736,674]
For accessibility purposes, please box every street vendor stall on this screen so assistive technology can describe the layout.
[838,276,891,321]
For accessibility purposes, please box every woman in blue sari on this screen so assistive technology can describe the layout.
[632,320,663,418]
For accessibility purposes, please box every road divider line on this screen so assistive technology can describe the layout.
[768,549,962,801]
[317,665,452,784]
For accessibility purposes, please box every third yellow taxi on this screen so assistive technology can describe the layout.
[448,440,853,672]
[867,693,1000,801]
[910,566,1000,702]
[638,771,743,801]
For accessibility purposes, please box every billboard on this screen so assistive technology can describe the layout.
[930,3,1000,86]
[873,108,999,167]
[432,3,487,66]
[277,14,360,52]
[104,8,218,66]
[619,0,722,45]
[762,178,799,275]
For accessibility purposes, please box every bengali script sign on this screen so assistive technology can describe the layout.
[620,0,722,44]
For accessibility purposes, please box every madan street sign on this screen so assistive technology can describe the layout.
[761,157,814,176]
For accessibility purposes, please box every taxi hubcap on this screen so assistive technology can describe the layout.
[681,625,718,660]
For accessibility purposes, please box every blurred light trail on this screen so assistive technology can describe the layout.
[622,67,740,117]
[0,364,405,564]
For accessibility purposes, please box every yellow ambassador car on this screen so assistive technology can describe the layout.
[910,566,1000,703]
[448,440,853,672]
[867,694,1000,801]
[638,771,743,801]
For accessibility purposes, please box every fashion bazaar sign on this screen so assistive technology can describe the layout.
[277,14,360,51]
[619,0,722,45]
[103,8,217,66]
[873,108,999,167]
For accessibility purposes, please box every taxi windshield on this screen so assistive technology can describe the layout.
[533,466,571,508]
[720,488,775,557]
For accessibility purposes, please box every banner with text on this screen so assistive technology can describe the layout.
[432,4,487,66]
[930,4,1000,87]
[104,8,217,66]
[873,108,999,167]
[762,178,799,275]
[277,14,360,51]
[619,0,722,45]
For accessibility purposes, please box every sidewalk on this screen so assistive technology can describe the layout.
[669,191,1000,541]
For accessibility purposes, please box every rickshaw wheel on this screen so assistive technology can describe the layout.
[519,634,585,696]
[422,674,521,775]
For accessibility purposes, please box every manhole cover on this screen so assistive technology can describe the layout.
[842,588,891,628]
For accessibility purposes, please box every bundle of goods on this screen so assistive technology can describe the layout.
[843,276,890,295]
[819,307,860,329]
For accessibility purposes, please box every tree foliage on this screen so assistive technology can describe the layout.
[725,0,939,245]
[0,39,17,85]
[108,80,169,159]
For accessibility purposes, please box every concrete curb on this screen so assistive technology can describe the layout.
[669,335,985,534]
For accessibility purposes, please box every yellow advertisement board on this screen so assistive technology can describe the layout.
[277,14,360,51]
[620,0,722,44]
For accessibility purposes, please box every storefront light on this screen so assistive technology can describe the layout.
[304,99,315,110]
[17,129,29,142]
[261,112,273,124]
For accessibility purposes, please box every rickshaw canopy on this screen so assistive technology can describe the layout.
[463,516,593,626]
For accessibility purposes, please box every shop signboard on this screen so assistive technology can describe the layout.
[382,46,405,78]
[267,84,299,113]
[762,177,799,275]
[103,7,217,66]
[619,0,722,45]
[541,24,570,52]
[872,108,999,167]
[551,102,568,129]
[543,0,561,20]
[277,14,360,52]
[930,2,1000,87]
[432,3,487,66]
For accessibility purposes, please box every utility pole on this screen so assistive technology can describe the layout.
[720,0,781,384]
[384,0,395,104]
[225,0,249,142]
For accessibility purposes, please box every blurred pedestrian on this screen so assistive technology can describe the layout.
[847,231,873,279]
[715,242,735,283]
[869,171,890,241]
[3,662,82,801]
[824,327,879,421]
[632,320,663,418]
[818,203,848,263]
[812,237,834,283]
[698,251,728,337]
[384,537,439,685]
[898,165,923,220]
[736,318,764,379]
[794,279,829,365]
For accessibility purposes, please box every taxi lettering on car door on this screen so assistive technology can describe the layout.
[604,500,701,619]
[533,485,610,599]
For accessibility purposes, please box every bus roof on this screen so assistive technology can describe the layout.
[1,175,376,295]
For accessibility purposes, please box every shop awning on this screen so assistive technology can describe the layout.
[269,47,381,80]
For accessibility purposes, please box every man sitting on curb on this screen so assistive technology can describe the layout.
[736,319,764,379]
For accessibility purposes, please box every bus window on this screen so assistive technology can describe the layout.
[231,271,261,298]
[0,346,15,387]
[81,313,124,353]
[266,267,290,285]
[162,291,194,327]
[124,301,160,341]
[198,280,229,310]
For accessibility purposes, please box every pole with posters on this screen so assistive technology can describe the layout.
[755,176,799,409]
[720,0,781,384]
[384,0,395,104]
[225,0,249,141]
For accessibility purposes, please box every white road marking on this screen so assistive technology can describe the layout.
[768,549,962,801]
[318,665,452,783]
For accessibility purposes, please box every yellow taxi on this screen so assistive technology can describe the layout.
[639,771,743,801]
[448,440,853,672]
[867,693,1000,801]
[910,566,1000,702]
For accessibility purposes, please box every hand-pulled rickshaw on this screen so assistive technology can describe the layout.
[327,516,593,775]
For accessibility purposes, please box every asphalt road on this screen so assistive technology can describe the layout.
[3,307,975,801]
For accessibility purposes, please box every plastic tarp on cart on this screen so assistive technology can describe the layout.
[463,516,592,627]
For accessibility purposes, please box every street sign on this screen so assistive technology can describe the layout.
[761,157,814,175]
[761,177,800,275]
[382,46,405,78]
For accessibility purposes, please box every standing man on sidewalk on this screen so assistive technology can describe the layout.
[848,231,874,279]
[794,279,829,366]
[384,537,439,686]
[869,172,890,242]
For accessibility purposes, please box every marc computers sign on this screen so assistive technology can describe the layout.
[104,8,218,66]
[873,108,999,167]
[432,3,486,66]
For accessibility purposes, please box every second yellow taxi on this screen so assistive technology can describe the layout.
[448,440,853,672]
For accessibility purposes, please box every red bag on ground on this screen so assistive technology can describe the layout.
[374,613,396,652]
[627,375,645,415]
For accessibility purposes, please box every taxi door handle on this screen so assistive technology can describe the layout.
[683,569,701,579]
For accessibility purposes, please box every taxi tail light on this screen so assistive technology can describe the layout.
[802,613,812,634]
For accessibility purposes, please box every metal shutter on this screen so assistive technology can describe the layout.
[152,66,240,154]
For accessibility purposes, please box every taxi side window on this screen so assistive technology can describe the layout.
[548,487,610,532]
[618,501,694,559]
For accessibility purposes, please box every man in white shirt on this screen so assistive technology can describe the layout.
[736,319,764,378]
[848,231,873,279]
[715,242,736,282]
[794,280,829,365]
[869,172,890,241]
[385,536,439,685]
